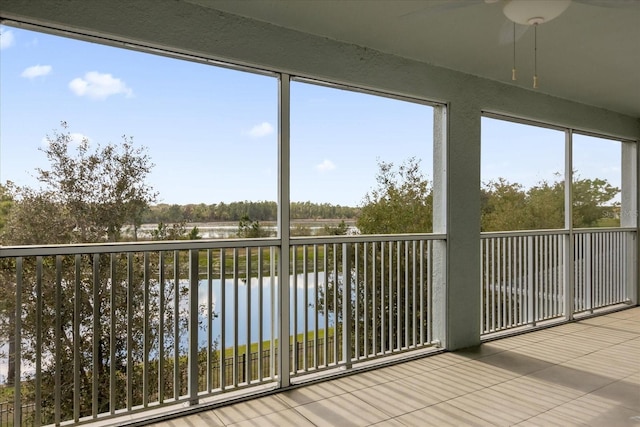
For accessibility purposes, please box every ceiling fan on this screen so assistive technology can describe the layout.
[404,0,637,88]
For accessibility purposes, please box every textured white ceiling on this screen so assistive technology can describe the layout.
[190,0,640,117]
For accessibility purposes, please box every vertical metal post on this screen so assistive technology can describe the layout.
[342,243,352,369]
[277,73,291,388]
[220,250,227,389]
[246,247,252,383]
[586,234,593,312]
[188,249,200,405]
[14,257,22,427]
[75,255,82,421]
[564,129,574,320]
[527,236,535,326]
[158,251,165,402]
[143,252,150,407]
[35,257,42,426]
[621,141,638,305]
[109,255,117,412]
[55,256,63,423]
[173,251,180,398]
[92,254,100,417]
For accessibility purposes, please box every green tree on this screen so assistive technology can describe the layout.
[0,123,170,422]
[323,220,349,236]
[572,175,620,227]
[32,121,158,242]
[357,157,432,234]
[481,178,530,231]
[480,174,620,232]
[318,158,433,361]
[236,214,272,238]
[0,182,13,234]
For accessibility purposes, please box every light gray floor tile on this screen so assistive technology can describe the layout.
[295,393,390,427]
[592,378,640,411]
[277,380,348,407]
[351,379,440,417]
[146,307,640,427]
[545,394,640,426]
[395,401,495,426]
[226,408,316,427]
[213,395,291,425]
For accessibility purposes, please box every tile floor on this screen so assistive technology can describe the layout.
[149,307,640,426]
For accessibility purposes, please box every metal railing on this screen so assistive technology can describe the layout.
[481,228,636,334]
[0,233,444,426]
[289,234,441,377]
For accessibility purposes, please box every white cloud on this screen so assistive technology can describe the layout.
[21,64,52,79]
[68,71,133,100]
[247,122,274,138]
[315,159,336,172]
[0,29,15,50]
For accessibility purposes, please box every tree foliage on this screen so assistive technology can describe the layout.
[236,214,272,238]
[30,122,158,242]
[142,200,358,224]
[481,174,620,231]
[0,123,181,421]
[357,157,433,234]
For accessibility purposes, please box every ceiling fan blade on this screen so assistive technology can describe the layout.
[498,19,529,45]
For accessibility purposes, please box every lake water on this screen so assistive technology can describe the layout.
[0,272,330,383]
[190,272,330,349]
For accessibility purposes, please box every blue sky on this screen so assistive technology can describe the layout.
[0,26,621,207]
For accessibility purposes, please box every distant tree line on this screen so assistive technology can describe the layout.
[141,201,359,224]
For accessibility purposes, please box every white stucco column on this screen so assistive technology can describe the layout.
[433,102,481,350]
[621,141,638,305]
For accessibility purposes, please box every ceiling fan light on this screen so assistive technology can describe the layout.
[503,0,571,26]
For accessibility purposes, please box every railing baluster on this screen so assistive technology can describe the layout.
[313,244,319,369]
[397,240,402,350]
[92,253,100,417]
[206,250,213,392]
[364,242,369,358]
[258,248,264,380]
[342,242,352,368]
[188,250,200,404]
[143,252,150,407]
[323,243,329,366]
[380,241,385,354]
[354,242,360,358]
[291,245,298,372]
[333,243,339,363]
[14,257,23,427]
[158,251,165,402]
[173,250,180,398]
[303,245,308,372]
[508,236,512,326]
[388,241,393,352]
[35,256,42,426]
[56,256,63,423]
[233,248,239,387]
[246,247,252,383]
[411,240,417,348]
[220,249,226,390]
[76,254,83,420]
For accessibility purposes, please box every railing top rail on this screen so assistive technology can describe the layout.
[291,233,446,245]
[481,227,637,239]
[0,237,281,258]
[0,232,447,258]
[573,227,637,234]
[481,229,569,238]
